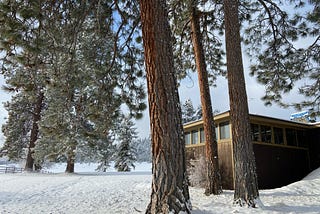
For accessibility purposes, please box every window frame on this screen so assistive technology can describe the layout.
[219,121,231,140]
[184,131,191,145]
[191,130,199,145]
[273,127,284,145]
[250,123,260,142]
[260,125,272,143]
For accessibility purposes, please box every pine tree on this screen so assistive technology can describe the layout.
[0,0,146,173]
[114,115,137,172]
[32,1,95,173]
[95,138,116,173]
[77,130,116,173]
[224,0,259,207]
[169,0,223,195]
[182,99,197,123]
[139,0,191,212]
[0,0,50,170]
[244,1,320,114]
[37,1,146,173]
[168,0,225,83]
[133,137,151,163]
[0,93,33,161]
[181,99,205,123]
[191,9,222,192]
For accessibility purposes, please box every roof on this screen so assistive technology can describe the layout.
[183,110,319,129]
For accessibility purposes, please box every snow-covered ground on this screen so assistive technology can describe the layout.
[0,163,320,214]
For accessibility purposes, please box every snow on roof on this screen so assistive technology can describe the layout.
[184,110,318,128]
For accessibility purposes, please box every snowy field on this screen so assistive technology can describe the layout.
[0,163,320,214]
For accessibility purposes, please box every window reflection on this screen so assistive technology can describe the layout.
[220,122,230,139]
[261,125,272,143]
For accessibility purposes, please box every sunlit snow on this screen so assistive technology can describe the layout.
[0,163,319,214]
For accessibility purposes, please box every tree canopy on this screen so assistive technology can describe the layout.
[0,0,146,171]
[244,0,320,115]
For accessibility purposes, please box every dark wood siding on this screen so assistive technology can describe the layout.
[308,128,320,170]
[253,143,310,189]
[186,141,312,190]
[184,113,320,190]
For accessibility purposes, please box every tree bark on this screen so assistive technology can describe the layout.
[139,0,191,213]
[25,92,44,171]
[223,0,259,207]
[189,5,222,195]
[65,144,76,173]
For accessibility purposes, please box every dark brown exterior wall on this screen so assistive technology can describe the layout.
[186,142,311,190]
[308,128,320,170]
[186,141,234,189]
[253,144,310,189]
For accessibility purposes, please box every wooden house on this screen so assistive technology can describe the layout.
[183,111,320,189]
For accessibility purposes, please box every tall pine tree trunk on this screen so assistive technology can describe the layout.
[223,0,259,207]
[139,0,191,213]
[190,5,222,195]
[65,144,76,173]
[25,92,44,171]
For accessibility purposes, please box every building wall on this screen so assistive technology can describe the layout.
[308,128,320,170]
[184,112,318,190]
[253,143,309,189]
[186,142,234,189]
[184,114,234,189]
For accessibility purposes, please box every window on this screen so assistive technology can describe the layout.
[286,128,297,146]
[191,130,198,144]
[185,132,191,145]
[260,125,272,143]
[199,127,218,142]
[297,130,307,147]
[250,124,260,141]
[219,122,230,139]
[200,128,205,143]
[273,127,284,145]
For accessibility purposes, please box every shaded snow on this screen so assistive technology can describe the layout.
[0,163,320,214]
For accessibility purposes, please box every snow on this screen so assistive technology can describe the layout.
[1,163,320,214]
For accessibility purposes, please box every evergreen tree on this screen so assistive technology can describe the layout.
[0,0,49,170]
[182,99,197,123]
[181,99,203,123]
[77,130,116,172]
[31,1,101,173]
[169,0,223,195]
[224,0,259,207]
[168,0,225,83]
[95,138,116,173]
[133,137,151,163]
[0,93,33,161]
[139,0,191,212]
[0,0,146,172]
[114,115,137,172]
[244,1,320,115]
